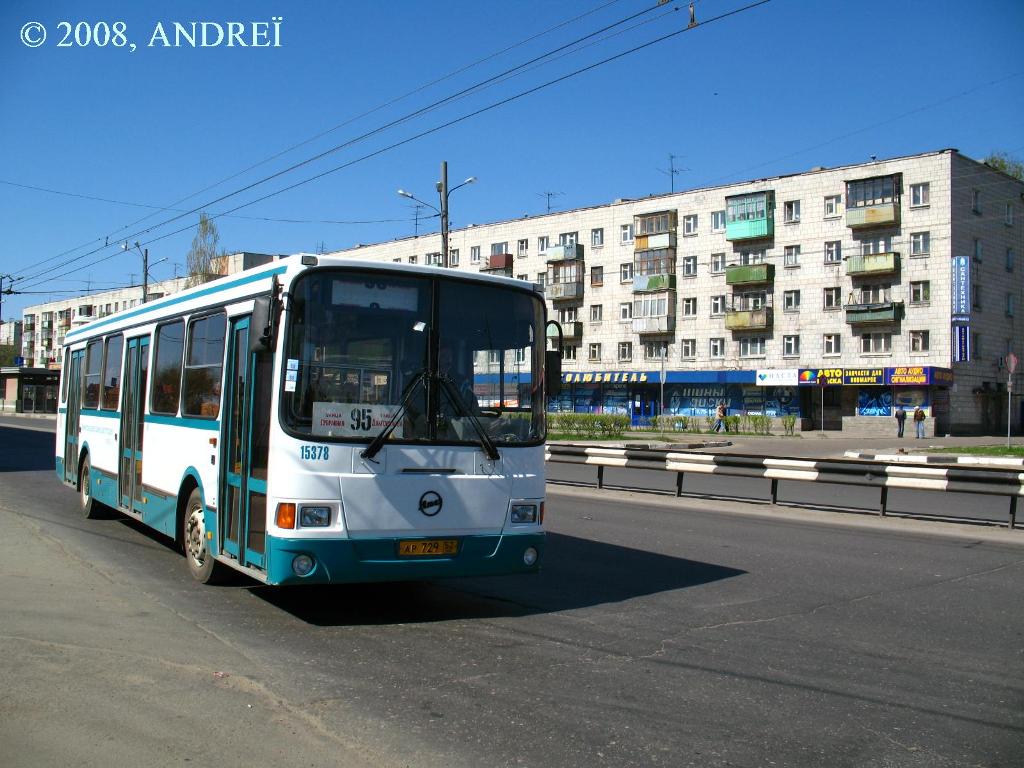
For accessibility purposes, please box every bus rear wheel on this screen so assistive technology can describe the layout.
[183,488,224,584]
[79,455,103,520]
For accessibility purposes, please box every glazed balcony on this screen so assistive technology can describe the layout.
[547,321,583,340]
[846,202,900,229]
[634,232,676,251]
[547,281,584,301]
[725,191,774,241]
[846,251,899,276]
[632,316,676,334]
[845,301,904,325]
[545,243,584,262]
[632,273,676,293]
[725,263,775,286]
[725,306,773,331]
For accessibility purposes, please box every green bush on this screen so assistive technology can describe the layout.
[725,415,741,433]
[655,414,689,432]
[547,412,629,439]
[781,414,797,436]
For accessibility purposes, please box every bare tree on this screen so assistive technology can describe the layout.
[186,213,223,286]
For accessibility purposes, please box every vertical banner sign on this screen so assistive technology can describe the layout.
[952,325,971,363]
[951,256,971,319]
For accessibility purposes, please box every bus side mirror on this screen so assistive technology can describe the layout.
[250,295,273,352]
[545,350,562,396]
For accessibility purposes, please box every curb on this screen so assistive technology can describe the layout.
[843,450,1024,467]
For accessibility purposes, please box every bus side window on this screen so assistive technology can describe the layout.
[100,334,124,410]
[183,313,226,419]
[82,339,102,409]
[152,321,185,415]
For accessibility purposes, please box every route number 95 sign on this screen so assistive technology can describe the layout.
[312,402,404,438]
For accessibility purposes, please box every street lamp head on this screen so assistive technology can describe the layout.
[397,189,413,199]
[463,176,477,185]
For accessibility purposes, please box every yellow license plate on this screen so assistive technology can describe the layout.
[398,539,458,557]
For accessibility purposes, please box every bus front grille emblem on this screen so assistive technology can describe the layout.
[418,491,442,517]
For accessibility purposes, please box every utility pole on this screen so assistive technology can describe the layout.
[0,274,11,337]
[142,247,149,304]
[537,191,564,214]
[438,161,449,268]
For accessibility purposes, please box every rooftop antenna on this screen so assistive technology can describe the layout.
[537,191,564,214]
[658,154,690,193]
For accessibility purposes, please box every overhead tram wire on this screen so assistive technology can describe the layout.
[7,0,627,281]
[14,0,679,288]
[17,0,774,291]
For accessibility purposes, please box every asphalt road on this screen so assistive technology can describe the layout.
[1,421,1023,767]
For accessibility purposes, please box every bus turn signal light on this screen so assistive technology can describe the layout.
[276,503,296,529]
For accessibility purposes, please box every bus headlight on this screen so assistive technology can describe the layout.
[510,503,538,524]
[300,506,331,527]
[292,554,316,577]
[523,547,539,566]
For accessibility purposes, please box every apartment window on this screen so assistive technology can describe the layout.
[517,239,529,258]
[619,302,633,320]
[682,297,697,317]
[491,241,509,255]
[591,228,604,247]
[823,334,841,355]
[536,272,547,288]
[783,290,801,311]
[910,330,930,352]
[487,350,501,365]
[559,307,578,324]
[973,238,983,261]
[783,200,801,223]
[618,341,632,362]
[681,255,697,276]
[710,295,726,315]
[910,231,930,256]
[824,241,842,264]
[100,334,124,410]
[846,175,900,208]
[973,333,982,359]
[683,214,698,235]
[408,255,418,264]
[591,266,604,285]
[588,343,601,362]
[620,263,634,282]
[739,337,767,357]
[971,189,981,214]
[635,248,675,276]
[646,341,669,361]
[910,281,931,304]
[562,345,577,361]
[470,246,481,264]
[972,283,981,310]
[858,284,891,304]
[824,195,841,218]
[1007,294,1016,317]
[449,248,460,267]
[538,236,549,253]
[783,245,801,267]
[620,224,634,244]
[861,236,891,255]
[711,210,726,232]
[635,212,674,236]
[559,232,578,247]
[680,339,696,359]
[1005,202,1014,227]
[783,335,800,357]
[711,253,726,273]
[1007,248,1015,272]
[910,182,930,207]
[426,252,442,266]
[183,313,226,418]
[633,294,669,320]
[709,338,725,358]
[517,274,528,282]
[589,304,603,322]
[861,332,892,354]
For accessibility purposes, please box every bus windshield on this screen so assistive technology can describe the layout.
[282,269,545,446]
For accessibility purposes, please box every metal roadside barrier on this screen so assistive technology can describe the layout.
[545,443,1022,529]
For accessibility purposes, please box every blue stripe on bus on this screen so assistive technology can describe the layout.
[146,413,221,431]
[64,265,288,341]
[80,408,119,419]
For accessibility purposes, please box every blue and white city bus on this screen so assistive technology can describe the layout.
[56,256,558,585]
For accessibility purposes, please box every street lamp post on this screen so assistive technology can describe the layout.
[398,161,475,267]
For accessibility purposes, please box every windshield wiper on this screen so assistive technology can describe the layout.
[360,371,425,462]
[438,376,500,461]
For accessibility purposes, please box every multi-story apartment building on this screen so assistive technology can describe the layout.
[0,319,22,350]
[329,149,1023,436]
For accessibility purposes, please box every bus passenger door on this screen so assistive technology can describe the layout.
[221,317,269,570]
[64,350,84,484]
[119,337,149,511]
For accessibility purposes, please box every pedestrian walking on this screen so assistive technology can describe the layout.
[913,405,926,439]
[894,406,906,437]
[713,402,729,433]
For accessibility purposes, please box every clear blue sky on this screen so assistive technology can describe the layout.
[2,0,1022,319]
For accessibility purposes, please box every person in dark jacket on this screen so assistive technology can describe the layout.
[894,406,906,437]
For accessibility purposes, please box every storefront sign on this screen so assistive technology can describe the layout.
[842,367,884,385]
[951,256,971,320]
[798,368,843,386]
[952,325,971,362]
[755,368,798,386]
[562,371,650,384]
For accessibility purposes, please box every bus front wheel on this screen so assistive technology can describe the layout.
[183,489,223,584]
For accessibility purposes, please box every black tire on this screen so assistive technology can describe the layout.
[183,488,224,584]
[79,455,104,520]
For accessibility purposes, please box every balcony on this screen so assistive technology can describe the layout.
[545,243,584,262]
[845,251,899,276]
[845,301,904,325]
[725,191,774,241]
[547,282,584,301]
[486,253,513,270]
[725,263,775,286]
[632,316,676,334]
[634,232,676,250]
[547,320,583,340]
[846,202,900,229]
[725,306,773,331]
[633,273,676,292]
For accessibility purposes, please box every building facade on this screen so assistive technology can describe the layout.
[329,150,1023,436]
